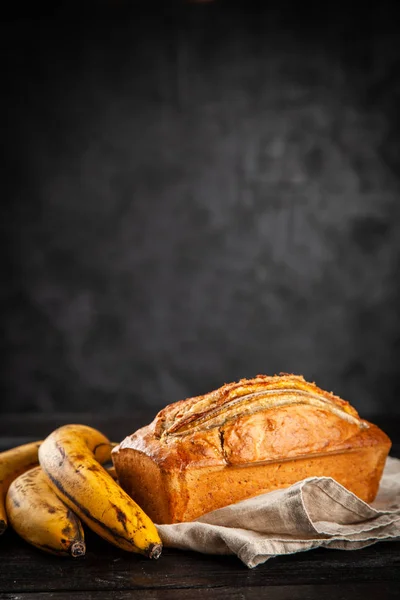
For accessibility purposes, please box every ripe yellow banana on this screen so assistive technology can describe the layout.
[0,440,42,534]
[39,424,162,558]
[6,466,85,557]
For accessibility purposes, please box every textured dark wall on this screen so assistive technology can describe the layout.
[1,3,400,416]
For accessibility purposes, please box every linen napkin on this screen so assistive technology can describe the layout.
[156,456,400,568]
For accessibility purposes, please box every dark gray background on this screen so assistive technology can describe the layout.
[1,2,400,416]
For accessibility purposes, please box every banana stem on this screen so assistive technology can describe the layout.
[70,541,86,557]
[147,543,162,559]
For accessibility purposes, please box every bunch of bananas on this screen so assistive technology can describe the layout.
[0,425,162,559]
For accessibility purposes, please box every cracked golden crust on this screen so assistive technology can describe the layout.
[153,373,360,439]
[115,374,381,470]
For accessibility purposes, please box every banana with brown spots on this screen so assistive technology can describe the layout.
[38,424,162,558]
[0,441,42,534]
[6,466,85,557]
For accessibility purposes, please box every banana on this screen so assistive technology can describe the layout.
[0,440,42,534]
[6,466,85,557]
[39,424,162,558]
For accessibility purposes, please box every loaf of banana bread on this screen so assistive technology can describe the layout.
[112,374,391,523]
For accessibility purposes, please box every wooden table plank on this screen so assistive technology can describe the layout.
[1,581,400,600]
[0,413,156,451]
[0,413,155,453]
[0,527,399,594]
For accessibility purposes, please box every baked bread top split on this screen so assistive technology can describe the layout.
[116,374,385,470]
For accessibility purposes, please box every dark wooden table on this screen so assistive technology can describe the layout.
[1,412,399,600]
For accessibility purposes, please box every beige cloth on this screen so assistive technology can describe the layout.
[156,456,400,568]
